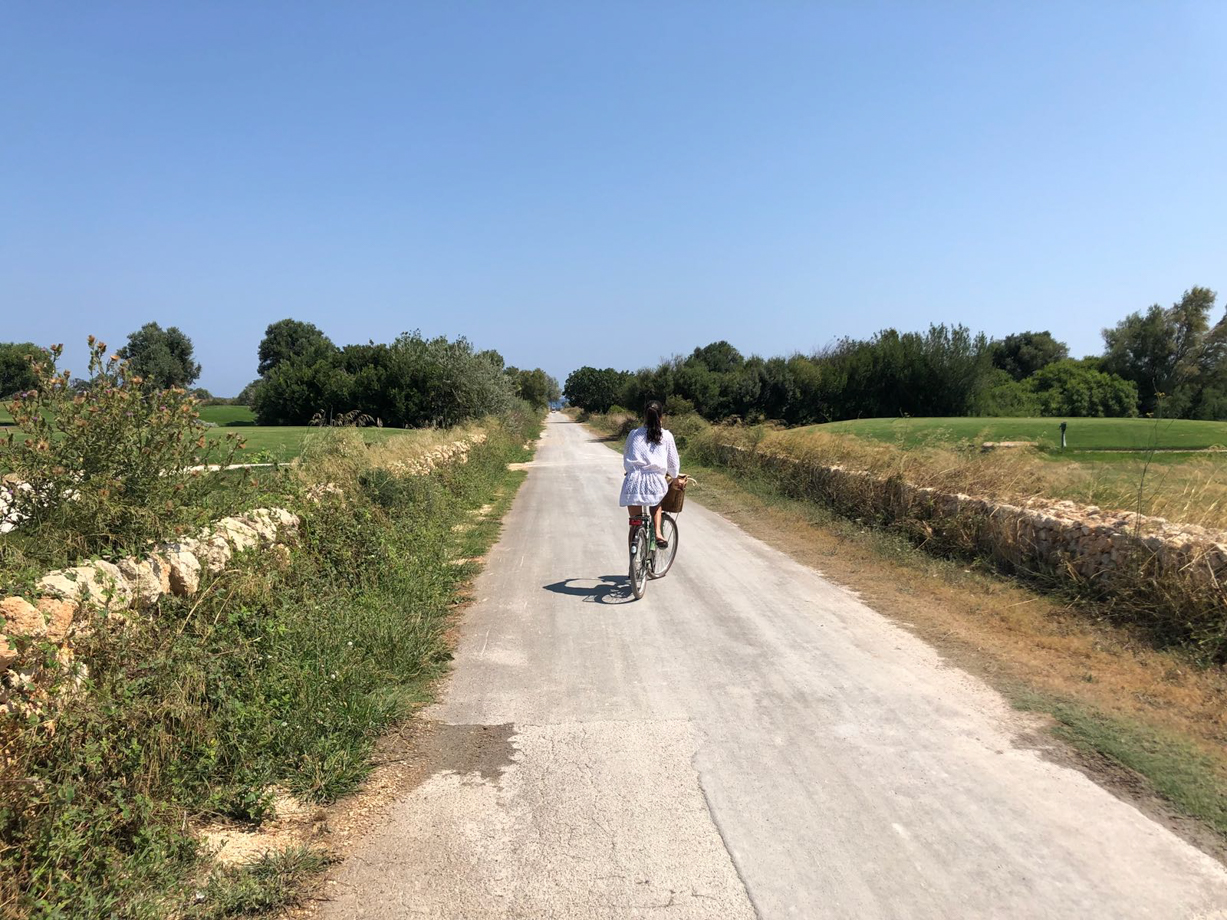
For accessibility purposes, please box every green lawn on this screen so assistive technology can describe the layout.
[1,401,414,463]
[197,407,422,461]
[198,404,257,426]
[815,417,1227,452]
[0,403,256,427]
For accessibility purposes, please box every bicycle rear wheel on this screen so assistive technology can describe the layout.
[630,527,650,599]
[649,514,678,579]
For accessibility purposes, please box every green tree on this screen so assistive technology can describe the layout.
[1027,359,1138,417]
[563,367,626,413]
[257,318,336,377]
[235,379,262,407]
[814,324,993,421]
[117,322,201,389]
[1102,287,1218,416]
[689,341,745,375]
[972,368,1040,416]
[991,331,1069,381]
[506,367,561,409]
[0,342,46,397]
[252,355,352,425]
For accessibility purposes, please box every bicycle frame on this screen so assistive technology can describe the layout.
[628,504,656,599]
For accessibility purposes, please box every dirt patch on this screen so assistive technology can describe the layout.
[198,791,326,867]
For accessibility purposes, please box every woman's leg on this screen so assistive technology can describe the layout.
[652,503,665,542]
[627,505,642,549]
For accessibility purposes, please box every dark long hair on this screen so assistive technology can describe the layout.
[644,400,664,445]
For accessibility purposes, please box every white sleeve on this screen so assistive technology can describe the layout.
[666,431,680,478]
[623,429,637,473]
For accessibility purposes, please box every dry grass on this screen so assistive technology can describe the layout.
[692,421,1227,534]
[296,423,486,490]
[1038,455,1227,528]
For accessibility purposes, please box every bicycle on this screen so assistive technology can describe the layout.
[627,476,687,600]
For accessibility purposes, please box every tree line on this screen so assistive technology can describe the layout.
[0,319,561,428]
[247,319,559,426]
[564,286,1227,423]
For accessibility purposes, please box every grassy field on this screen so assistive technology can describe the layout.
[2,403,419,464]
[0,404,254,426]
[770,417,1227,528]
[816,416,1227,452]
[210,425,418,463]
[576,406,1227,531]
[198,404,257,426]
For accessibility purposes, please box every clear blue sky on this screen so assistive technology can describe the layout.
[3,2,1225,396]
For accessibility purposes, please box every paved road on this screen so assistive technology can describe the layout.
[321,414,1227,919]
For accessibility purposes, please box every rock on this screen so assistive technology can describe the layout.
[267,508,300,532]
[0,634,16,671]
[180,534,232,573]
[37,598,76,642]
[117,555,171,608]
[38,561,132,610]
[214,517,261,552]
[1,597,45,639]
[237,511,277,543]
[164,548,201,596]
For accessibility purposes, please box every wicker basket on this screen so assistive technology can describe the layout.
[660,476,687,514]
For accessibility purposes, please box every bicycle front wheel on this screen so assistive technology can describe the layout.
[649,514,678,579]
[630,527,650,599]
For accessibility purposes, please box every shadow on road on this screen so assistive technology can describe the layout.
[543,576,633,605]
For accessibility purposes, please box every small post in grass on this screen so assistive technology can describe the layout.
[1060,421,1067,451]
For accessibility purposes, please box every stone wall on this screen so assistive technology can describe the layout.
[1,427,493,708]
[703,438,1227,633]
[382,430,488,476]
[0,508,301,700]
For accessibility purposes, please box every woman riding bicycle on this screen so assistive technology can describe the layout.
[620,400,680,547]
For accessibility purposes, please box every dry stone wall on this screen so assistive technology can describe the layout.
[704,439,1227,634]
[0,508,301,693]
[1,427,492,709]
[384,430,488,476]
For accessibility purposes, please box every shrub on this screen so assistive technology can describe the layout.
[667,412,709,450]
[1028,359,1139,418]
[0,338,244,568]
[972,369,1040,417]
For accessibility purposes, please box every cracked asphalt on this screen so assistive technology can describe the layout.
[318,414,1227,919]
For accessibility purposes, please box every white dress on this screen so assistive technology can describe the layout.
[619,427,680,507]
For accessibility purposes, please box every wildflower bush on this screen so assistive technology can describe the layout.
[0,338,245,573]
